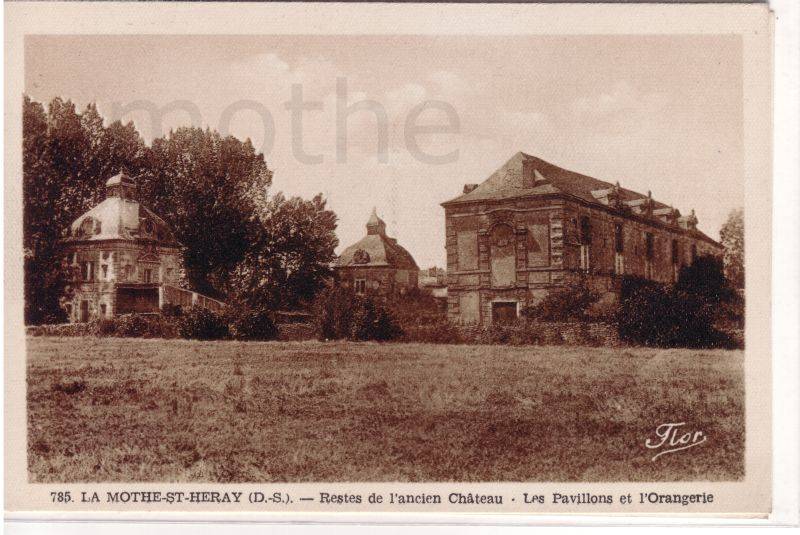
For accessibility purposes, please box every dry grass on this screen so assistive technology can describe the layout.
[27,336,744,482]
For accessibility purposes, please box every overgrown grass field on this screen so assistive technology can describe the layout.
[27,337,744,482]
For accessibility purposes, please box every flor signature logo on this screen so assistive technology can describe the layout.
[645,422,707,461]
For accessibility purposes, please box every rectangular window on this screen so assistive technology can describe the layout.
[579,244,590,272]
[614,252,625,275]
[143,268,152,284]
[82,261,95,282]
[644,233,654,279]
[100,303,107,317]
[579,216,592,244]
[456,231,479,271]
[614,224,624,253]
[355,279,366,294]
[671,239,680,282]
[645,233,655,260]
[101,264,108,280]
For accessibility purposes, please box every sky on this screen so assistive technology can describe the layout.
[25,35,743,268]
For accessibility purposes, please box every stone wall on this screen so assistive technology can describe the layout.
[444,195,723,325]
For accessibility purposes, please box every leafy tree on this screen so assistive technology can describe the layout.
[23,97,153,323]
[23,97,75,324]
[23,96,338,323]
[226,192,339,310]
[720,208,744,289]
[138,128,272,297]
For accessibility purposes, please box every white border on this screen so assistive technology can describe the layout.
[3,0,798,530]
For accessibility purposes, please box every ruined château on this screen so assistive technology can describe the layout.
[441,152,723,325]
[61,171,223,322]
[335,209,419,296]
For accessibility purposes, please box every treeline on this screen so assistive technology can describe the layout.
[23,96,338,324]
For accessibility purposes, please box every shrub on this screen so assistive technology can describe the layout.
[312,285,356,340]
[617,271,735,348]
[349,296,402,341]
[178,307,230,340]
[523,284,600,322]
[111,314,177,338]
[399,321,463,344]
[228,308,278,341]
[85,314,179,338]
[161,303,184,317]
[312,285,402,342]
[385,289,447,329]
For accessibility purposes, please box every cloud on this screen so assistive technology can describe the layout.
[571,80,668,128]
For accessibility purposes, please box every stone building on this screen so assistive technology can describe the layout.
[335,209,419,296]
[61,171,222,322]
[441,152,723,325]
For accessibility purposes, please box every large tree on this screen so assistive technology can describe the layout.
[23,98,152,323]
[137,127,273,297]
[23,96,338,322]
[719,208,744,289]
[226,193,339,310]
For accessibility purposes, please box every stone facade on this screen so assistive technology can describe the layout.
[61,171,183,322]
[442,152,723,325]
[335,209,419,296]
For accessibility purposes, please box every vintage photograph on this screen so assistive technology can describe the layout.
[18,31,753,487]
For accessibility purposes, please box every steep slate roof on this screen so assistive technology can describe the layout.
[336,211,419,269]
[442,152,720,245]
[442,152,669,209]
[64,174,180,246]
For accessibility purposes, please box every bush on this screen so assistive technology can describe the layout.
[161,303,184,317]
[228,308,278,341]
[386,288,447,329]
[349,296,402,341]
[617,268,736,348]
[399,321,463,344]
[312,284,401,342]
[523,284,599,322]
[112,314,177,338]
[178,307,230,340]
[312,285,356,340]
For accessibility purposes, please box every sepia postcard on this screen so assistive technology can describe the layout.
[3,1,784,523]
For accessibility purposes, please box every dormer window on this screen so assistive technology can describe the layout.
[78,218,95,237]
[143,220,154,235]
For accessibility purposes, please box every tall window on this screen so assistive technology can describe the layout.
[614,223,624,275]
[143,268,152,284]
[82,261,95,282]
[579,245,590,272]
[490,224,516,288]
[355,279,367,294]
[671,239,680,281]
[579,217,591,272]
[101,265,109,280]
[645,233,654,279]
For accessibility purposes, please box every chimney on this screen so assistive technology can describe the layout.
[463,184,479,194]
[522,159,536,188]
